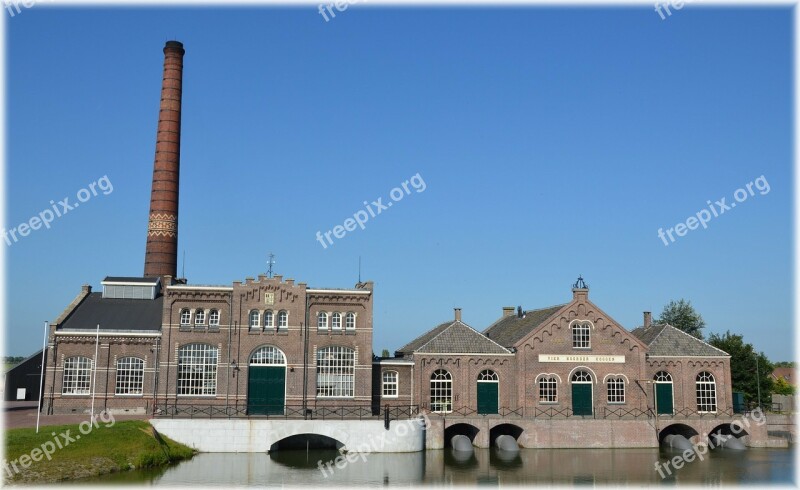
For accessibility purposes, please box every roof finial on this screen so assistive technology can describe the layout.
[267,252,276,278]
[573,275,588,289]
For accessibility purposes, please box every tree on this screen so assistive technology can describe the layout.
[707,331,774,406]
[773,376,795,396]
[381,349,391,358]
[774,361,796,368]
[657,299,705,339]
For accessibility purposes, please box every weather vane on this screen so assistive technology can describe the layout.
[267,253,276,278]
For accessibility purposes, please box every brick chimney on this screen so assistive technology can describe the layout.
[144,41,185,280]
[454,308,462,322]
[644,311,652,328]
[502,306,515,317]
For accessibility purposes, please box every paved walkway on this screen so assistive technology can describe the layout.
[4,402,147,429]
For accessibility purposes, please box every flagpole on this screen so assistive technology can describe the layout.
[35,321,48,434]
[90,323,99,418]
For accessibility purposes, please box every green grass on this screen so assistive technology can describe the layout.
[4,420,195,484]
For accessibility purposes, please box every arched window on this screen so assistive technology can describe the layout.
[382,370,398,398]
[696,372,717,413]
[115,357,144,395]
[194,309,206,325]
[654,371,672,383]
[430,369,452,413]
[180,309,191,326]
[607,377,625,403]
[478,369,498,381]
[177,344,218,396]
[250,345,286,365]
[539,376,558,403]
[264,310,274,328]
[62,356,92,395]
[345,312,356,330]
[209,310,220,327]
[572,322,591,348]
[572,370,592,383]
[249,310,260,330]
[316,346,355,397]
[278,310,288,329]
[331,312,342,331]
[317,312,328,330]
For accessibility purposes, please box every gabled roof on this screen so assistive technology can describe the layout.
[58,292,163,332]
[483,304,566,347]
[630,324,729,357]
[397,320,512,355]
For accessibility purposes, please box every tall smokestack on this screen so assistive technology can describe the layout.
[144,41,185,280]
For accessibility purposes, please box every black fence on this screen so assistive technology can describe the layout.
[152,401,421,421]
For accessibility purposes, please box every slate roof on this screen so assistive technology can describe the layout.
[396,320,511,355]
[482,304,567,347]
[630,324,729,357]
[58,292,163,331]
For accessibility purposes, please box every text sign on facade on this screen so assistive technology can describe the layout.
[538,354,625,363]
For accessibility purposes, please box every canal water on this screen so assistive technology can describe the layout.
[76,447,794,486]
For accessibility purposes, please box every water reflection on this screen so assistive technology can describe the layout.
[76,446,794,486]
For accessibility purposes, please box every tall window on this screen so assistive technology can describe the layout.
[345,312,356,330]
[248,310,260,330]
[62,356,92,395]
[316,346,355,397]
[696,372,717,413]
[331,312,342,331]
[607,377,625,403]
[572,322,591,348]
[382,370,398,398]
[539,376,558,403]
[318,312,328,330]
[264,310,274,328]
[115,357,144,395]
[654,371,672,383]
[278,310,288,329]
[177,344,218,396]
[194,310,206,326]
[572,370,592,383]
[209,310,220,327]
[430,369,452,413]
[250,345,286,365]
[180,309,191,326]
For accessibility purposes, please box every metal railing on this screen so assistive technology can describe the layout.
[152,401,421,421]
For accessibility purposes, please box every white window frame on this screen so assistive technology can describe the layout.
[115,357,145,395]
[249,310,260,331]
[278,310,288,329]
[382,370,399,398]
[194,309,206,326]
[571,321,591,349]
[345,312,356,331]
[62,356,92,395]
[316,346,355,398]
[180,309,191,326]
[264,310,274,328]
[539,376,558,403]
[331,312,342,331]
[209,309,220,327]
[696,371,717,413]
[430,369,453,413]
[607,377,625,404]
[177,344,218,396]
[250,345,287,366]
[317,312,328,331]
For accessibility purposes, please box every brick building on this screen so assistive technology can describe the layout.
[41,41,733,426]
[376,278,733,419]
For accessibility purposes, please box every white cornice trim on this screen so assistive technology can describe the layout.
[167,285,233,291]
[306,289,371,294]
[55,331,161,337]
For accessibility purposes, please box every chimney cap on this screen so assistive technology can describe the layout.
[164,40,185,54]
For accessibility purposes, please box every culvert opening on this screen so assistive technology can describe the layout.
[489,424,523,446]
[658,423,699,444]
[444,423,480,448]
[269,433,345,452]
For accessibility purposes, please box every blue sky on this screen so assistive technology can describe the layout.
[6,6,794,361]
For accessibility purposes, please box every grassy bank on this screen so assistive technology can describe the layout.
[4,420,195,484]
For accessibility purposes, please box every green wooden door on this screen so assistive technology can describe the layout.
[477,382,499,414]
[572,384,593,416]
[248,366,285,415]
[656,383,674,415]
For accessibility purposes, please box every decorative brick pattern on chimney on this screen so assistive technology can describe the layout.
[144,41,185,279]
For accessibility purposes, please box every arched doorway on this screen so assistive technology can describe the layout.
[654,371,674,415]
[571,370,593,416]
[248,345,287,415]
[477,370,499,415]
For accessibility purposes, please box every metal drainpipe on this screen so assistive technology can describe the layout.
[166,299,176,408]
[152,336,160,415]
[302,293,309,418]
[226,293,233,415]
